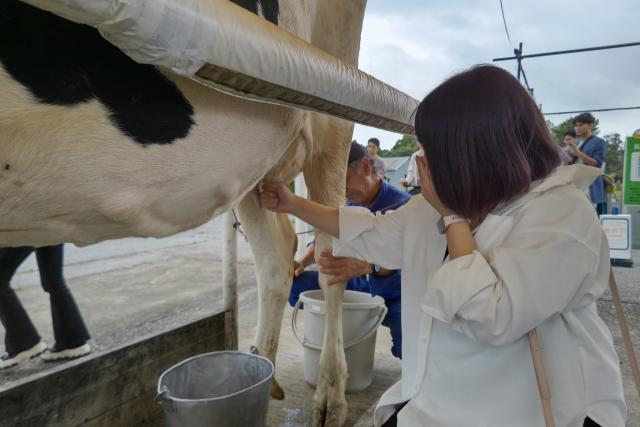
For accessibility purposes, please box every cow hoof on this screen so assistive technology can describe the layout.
[310,406,325,427]
[310,389,347,427]
[324,400,348,427]
[310,388,327,427]
[270,378,285,400]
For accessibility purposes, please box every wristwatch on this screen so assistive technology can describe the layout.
[437,214,467,234]
[371,264,383,276]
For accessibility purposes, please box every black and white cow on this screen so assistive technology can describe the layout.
[0,1,367,425]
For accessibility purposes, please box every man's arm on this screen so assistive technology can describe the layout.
[294,243,316,277]
[401,153,417,186]
[567,140,601,167]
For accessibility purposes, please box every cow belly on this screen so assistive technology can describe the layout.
[0,70,304,247]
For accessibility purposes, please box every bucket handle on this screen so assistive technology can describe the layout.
[155,385,177,413]
[291,298,388,351]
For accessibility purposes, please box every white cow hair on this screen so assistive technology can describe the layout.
[0,1,367,425]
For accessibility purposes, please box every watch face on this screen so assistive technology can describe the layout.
[437,217,445,234]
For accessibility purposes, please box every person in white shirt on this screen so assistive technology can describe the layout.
[367,138,388,181]
[259,65,625,427]
[400,139,424,195]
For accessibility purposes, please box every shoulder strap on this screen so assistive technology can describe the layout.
[530,268,640,427]
[609,269,640,397]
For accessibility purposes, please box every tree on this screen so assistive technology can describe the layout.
[603,133,623,179]
[379,134,418,157]
[548,116,600,146]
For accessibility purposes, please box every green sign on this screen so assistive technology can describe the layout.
[623,134,640,205]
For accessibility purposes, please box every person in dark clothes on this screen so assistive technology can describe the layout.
[0,244,91,369]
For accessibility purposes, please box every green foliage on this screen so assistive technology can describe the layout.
[548,116,600,146]
[379,135,419,157]
[603,133,623,179]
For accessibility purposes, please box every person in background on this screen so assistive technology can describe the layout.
[400,139,423,195]
[290,142,408,358]
[566,112,608,214]
[0,245,91,369]
[562,129,578,164]
[367,138,388,181]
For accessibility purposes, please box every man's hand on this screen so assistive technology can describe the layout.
[293,260,306,277]
[318,249,372,285]
[566,140,580,156]
[259,181,296,213]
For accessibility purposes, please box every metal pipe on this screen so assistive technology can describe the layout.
[223,211,239,350]
[494,41,640,62]
[544,106,640,115]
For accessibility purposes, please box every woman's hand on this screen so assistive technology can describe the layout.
[259,181,296,213]
[415,154,455,216]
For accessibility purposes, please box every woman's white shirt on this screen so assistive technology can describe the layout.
[333,165,626,427]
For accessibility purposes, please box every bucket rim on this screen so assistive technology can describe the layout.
[156,351,274,403]
[299,289,385,309]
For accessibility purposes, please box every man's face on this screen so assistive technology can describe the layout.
[367,142,378,157]
[574,121,592,138]
[345,160,371,204]
[563,135,577,146]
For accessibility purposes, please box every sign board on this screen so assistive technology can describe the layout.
[623,133,640,206]
[600,214,632,260]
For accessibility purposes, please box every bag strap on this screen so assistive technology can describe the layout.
[609,268,640,397]
[528,329,556,427]
[496,185,640,426]
[529,267,640,427]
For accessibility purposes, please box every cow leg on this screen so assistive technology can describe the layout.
[305,117,351,427]
[236,191,297,400]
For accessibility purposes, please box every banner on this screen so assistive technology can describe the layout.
[623,131,640,206]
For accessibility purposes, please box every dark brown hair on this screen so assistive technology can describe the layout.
[415,65,561,221]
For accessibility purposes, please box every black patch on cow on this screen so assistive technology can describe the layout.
[230,0,279,25]
[0,1,194,145]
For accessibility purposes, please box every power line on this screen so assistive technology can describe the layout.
[543,106,640,116]
[499,0,513,48]
[493,41,640,62]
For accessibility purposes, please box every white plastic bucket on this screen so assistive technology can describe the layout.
[291,290,387,393]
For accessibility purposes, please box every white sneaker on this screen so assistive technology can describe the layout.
[0,341,48,369]
[40,343,91,362]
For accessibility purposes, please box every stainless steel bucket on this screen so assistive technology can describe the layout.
[156,351,274,427]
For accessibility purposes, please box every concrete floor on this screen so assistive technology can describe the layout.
[0,216,639,425]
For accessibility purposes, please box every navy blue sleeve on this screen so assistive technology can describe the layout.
[368,269,402,300]
[589,138,607,168]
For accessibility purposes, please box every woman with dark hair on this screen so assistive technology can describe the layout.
[260,65,625,426]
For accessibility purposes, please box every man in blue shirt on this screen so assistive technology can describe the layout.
[566,112,608,214]
[289,142,409,358]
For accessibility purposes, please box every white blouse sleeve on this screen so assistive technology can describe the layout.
[332,201,409,270]
[421,189,609,345]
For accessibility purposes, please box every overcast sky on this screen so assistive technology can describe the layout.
[353,0,640,150]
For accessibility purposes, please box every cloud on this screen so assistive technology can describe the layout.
[356,0,640,149]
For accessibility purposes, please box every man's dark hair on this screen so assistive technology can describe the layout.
[414,65,561,221]
[572,112,595,125]
[348,141,376,173]
[368,138,381,147]
[564,129,577,138]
